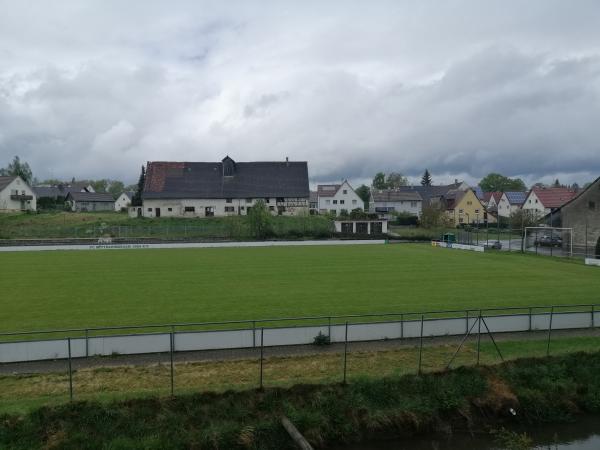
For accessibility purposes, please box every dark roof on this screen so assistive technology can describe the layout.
[317,184,341,197]
[504,191,527,205]
[397,182,463,204]
[143,158,309,199]
[371,190,422,202]
[0,176,16,191]
[66,192,114,202]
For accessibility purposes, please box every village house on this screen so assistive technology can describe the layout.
[444,188,486,226]
[547,177,600,257]
[65,192,115,212]
[136,156,309,218]
[0,176,37,212]
[369,189,422,219]
[522,186,577,220]
[114,191,135,211]
[501,191,527,216]
[317,180,363,215]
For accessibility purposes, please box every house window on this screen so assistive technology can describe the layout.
[168,208,173,212]
[224,206,235,212]
[241,206,245,211]
[269,206,275,211]
[326,199,331,205]
[333,200,338,204]
[276,197,284,202]
[352,199,357,205]
[265,198,270,203]
[205,207,214,217]
[343,189,347,194]
[411,201,417,207]
[147,208,153,212]
[589,201,596,210]
[459,209,463,214]
[246,198,252,203]
[535,199,538,203]
[340,209,348,215]
[459,217,464,223]
[226,198,233,203]
[475,209,479,213]
[340,200,345,204]
[467,201,472,205]
[184,206,195,212]
[330,209,337,215]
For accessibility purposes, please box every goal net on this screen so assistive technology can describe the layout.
[523,227,573,257]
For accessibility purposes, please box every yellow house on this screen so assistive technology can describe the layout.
[445,189,494,226]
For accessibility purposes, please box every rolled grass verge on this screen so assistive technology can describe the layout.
[2,351,600,449]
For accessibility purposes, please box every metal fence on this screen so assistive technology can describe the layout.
[1,304,600,403]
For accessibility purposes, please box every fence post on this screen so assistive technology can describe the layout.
[170,331,174,396]
[546,307,554,357]
[328,316,331,339]
[529,307,532,331]
[252,321,256,348]
[417,315,424,375]
[465,310,469,334]
[85,329,89,358]
[259,328,264,390]
[592,305,595,328]
[400,314,404,340]
[476,310,482,366]
[67,337,73,401]
[343,322,348,384]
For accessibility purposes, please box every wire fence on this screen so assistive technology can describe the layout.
[2,304,600,408]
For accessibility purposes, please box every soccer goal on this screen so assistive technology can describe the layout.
[524,227,573,257]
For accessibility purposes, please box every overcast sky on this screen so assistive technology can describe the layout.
[1,1,600,187]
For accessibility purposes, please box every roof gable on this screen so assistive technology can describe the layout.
[531,187,577,208]
[0,176,17,192]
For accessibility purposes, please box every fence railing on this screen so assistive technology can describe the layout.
[2,303,599,404]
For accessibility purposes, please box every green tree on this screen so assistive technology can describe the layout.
[247,199,273,239]
[89,179,109,192]
[479,173,526,192]
[355,184,371,210]
[421,169,432,186]
[372,172,387,190]
[385,172,408,189]
[107,180,125,199]
[132,166,145,207]
[0,156,33,184]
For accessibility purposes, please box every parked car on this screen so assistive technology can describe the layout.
[484,241,502,250]
[534,235,562,247]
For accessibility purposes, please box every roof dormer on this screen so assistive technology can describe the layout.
[222,156,236,177]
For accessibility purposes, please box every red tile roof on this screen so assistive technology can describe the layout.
[531,187,577,208]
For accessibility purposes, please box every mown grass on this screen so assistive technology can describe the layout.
[2,335,599,415]
[1,244,599,333]
[2,350,600,449]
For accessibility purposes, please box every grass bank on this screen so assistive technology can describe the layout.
[0,211,334,240]
[2,351,600,449]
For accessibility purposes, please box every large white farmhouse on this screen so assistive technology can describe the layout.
[316,181,363,215]
[136,156,309,218]
[369,189,422,219]
[0,176,37,212]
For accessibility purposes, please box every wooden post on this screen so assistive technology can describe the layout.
[418,315,424,375]
[67,337,73,401]
[259,328,264,390]
[281,416,314,450]
[343,322,348,384]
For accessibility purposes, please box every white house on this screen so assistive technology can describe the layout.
[522,187,577,219]
[501,192,527,217]
[115,191,135,211]
[369,189,422,219]
[0,176,37,212]
[65,192,115,212]
[137,156,309,218]
[317,181,363,215]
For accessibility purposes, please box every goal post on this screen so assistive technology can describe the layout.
[524,227,573,257]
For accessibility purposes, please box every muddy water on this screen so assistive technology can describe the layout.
[336,416,600,449]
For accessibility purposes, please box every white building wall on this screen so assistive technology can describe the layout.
[142,198,308,218]
[370,200,422,217]
[0,177,37,212]
[522,191,549,217]
[114,193,132,211]
[317,181,363,215]
[496,195,511,217]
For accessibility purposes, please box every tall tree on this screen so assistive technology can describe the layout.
[385,172,408,189]
[132,165,146,207]
[421,169,432,186]
[0,156,33,184]
[372,172,387,190]
[247,199,273,239]
[107,180,125,199]
[553,179,562,188]
[355,184,371,210]
[479,173,526,192]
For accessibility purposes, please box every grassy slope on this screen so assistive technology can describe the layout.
[2,351,600,449]
[1,244,600,331]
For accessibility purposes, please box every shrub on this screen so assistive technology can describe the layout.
[313,331,330,346]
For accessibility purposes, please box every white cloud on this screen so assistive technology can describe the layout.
[0,0,599,187]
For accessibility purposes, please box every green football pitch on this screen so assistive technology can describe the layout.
[1,244,599,332]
